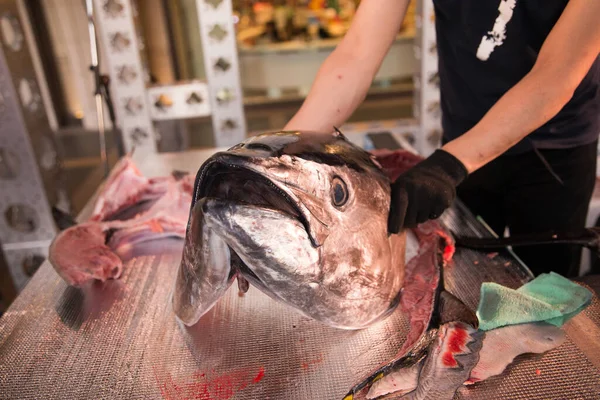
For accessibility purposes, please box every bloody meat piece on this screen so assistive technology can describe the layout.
[49,159,193,286]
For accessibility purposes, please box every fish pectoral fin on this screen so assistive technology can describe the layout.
[343,323,485,400]
[342,355,425,400]
[341,330,436,400]
[433,290,479,330]
[364,356,425,399]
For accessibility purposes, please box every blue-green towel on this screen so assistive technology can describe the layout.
[476,272,593,331]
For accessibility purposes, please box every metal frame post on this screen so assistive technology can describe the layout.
[195,0,246,147]
[91,0,158,157]
[92,0,245,151]
[0,0,61,291]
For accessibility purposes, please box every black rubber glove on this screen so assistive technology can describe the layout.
[388,149,468,233]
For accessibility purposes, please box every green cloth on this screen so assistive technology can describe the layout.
[476,272,593,331]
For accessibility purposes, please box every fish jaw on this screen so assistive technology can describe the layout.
[194,198,323,322]
[193,153,328,248]
[48,222,123,287]
[197,198,404,329]
[171,199,234,326]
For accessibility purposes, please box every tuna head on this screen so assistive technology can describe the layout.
[172,130,406,329]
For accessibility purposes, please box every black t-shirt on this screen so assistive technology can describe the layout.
[433,0,600,154]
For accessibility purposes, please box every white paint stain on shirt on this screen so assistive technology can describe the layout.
[476,0,517,61]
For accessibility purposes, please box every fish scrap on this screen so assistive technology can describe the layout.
[48,156,194,286]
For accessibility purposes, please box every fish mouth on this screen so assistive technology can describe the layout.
[193,157,315,294]
[195,157,314,244]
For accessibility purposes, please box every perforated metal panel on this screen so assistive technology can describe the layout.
[146,81,211,121]
[91,0,159,156]
[1,244,49,291]
[195,0,247,147]
[0,148,598,399]
[91,0,246,152]
[0,0,61,291]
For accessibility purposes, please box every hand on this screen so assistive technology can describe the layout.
[388,149,468,233]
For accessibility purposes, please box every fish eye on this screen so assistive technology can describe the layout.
[245,143,272,152]
[227,143,244,151]
[331,176,348,207]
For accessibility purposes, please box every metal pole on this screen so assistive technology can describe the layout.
[0,0,59,291]
[85,0,109,177]
[195,0,247,147]
[91,0,158,157]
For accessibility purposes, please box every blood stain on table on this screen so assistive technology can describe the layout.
[253,366,265,383]
[154,365,266,400]
[300,353,324,371]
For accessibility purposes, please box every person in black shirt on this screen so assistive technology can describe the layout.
[284,0,600,277]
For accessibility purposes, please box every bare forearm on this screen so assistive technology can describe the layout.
[283,49,374,132]
[443,67,574,173]
[443,0,600,174]
[385,0,600,233]
[284,0,411,133]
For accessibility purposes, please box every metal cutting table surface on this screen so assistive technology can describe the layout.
[1,146,600,400]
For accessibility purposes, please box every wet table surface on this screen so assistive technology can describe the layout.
[1,146,600,400]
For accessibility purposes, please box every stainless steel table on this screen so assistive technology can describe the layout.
[1,147,600,400]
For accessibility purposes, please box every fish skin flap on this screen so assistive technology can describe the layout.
[476,272,593,331]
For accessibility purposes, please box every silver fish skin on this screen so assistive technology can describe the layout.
[466,322,566,384]
[172,130,407,329]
